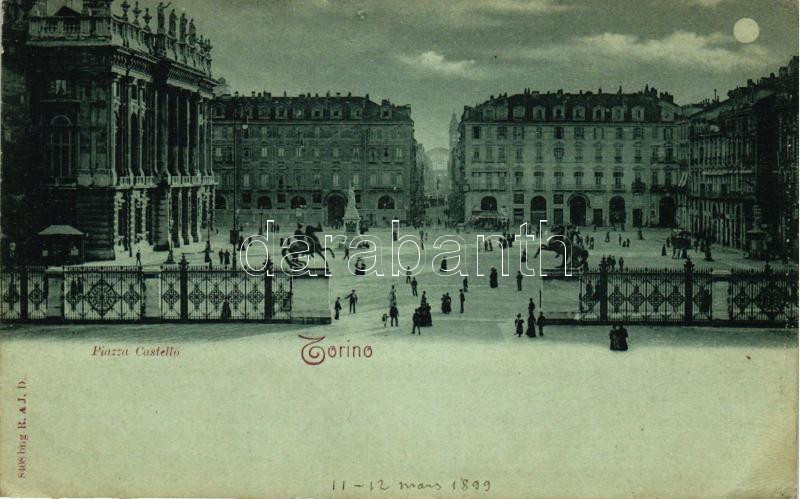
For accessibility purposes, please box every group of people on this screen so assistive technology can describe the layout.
[515,298,546,338]
[600,255,625,272]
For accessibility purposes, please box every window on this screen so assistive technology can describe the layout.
[395,147,403,159]
[593,127,604,140]
[497,126,507,139]
[594,146,603,162]
[665,145,674,162]
[313,173,320,186]
[472,126,481,139]
[295,147,303,158]
[651,171,658,185]
[574,126,585,139]
[278,147,285,158]
[615,127,623,140]
[613,171,623,188]
[260,173,270,187]
[665,170,672,186]
[593,108,604,120]
[48,79,70,96]
[534,171,544,187]
[498,147,506,162]
[352,147,360,159]
[332,147,340,158]
[513,191,524,204]
[554,127,564,139]
[242,173,251,188]
[664,128,673,140]
[473,147,481,161]
[260,146,268,158]
[382,172,391,185]
[554,171,563,187]
[535,127,543,139]
[352,173,360,188]
[515,171,523,187]
[574,107,585,120]
[332,173,340,187]
[515,147,524,163]
[574,171,583,187]
[553,147,564,161]
[513,106,525,119]
[633,127,643,139]
[634,147,642,163]
[47,115,72,177]
[535,145,543,162]
[242,192,252,205]
[512,126,524,140]
[614,145,622,163]
[382,147,389,161]
[594,171,603,186]
[575,145,583,162]
[485,146,494,161]
[652,127,659,139]
[214,146,223,158]
[651,146,659,161]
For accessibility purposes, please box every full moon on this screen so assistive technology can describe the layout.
[733,18,760,43]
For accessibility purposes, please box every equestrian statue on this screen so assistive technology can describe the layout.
[281,223,335,269]
[533,224,589,270]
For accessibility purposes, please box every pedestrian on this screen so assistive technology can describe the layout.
[618,234,622,246]
[618,257,624,272]
[411,308,421,335]
[382,313,388,327]
[609,324,629,351]
[345,289,357,314]
[334,297,342,320]
[516,270,523,291]
[221,297,232,320]
[605,231,610,243]
[463,275,469,293]
[489,267,498,288]
[135,249,142,266]
[515,313,524,337]
[440,257,448,272]
[528,298,535,316]
[390,304,399,327]
[459,289,465,313]
[411,277,418,296]
[420,290,428,307]
[526,311,537,338]
[218,249,224,265]
[536,311,546,337]
[521,249,527,262]
[389,285,397,307]
[224,250,231,266]
[484,240,489,252]
[405,266,411,283]
[662,244,667,256]
[626,238,630,247]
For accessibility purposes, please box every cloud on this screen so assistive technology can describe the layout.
[513,30,772,72]
[398,51,485,79]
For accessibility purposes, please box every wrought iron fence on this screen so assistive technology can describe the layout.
[64,267,144,321]
[0,267,48,320]
[727,268,798,324]
[580,259,713,324]
[160,263,292,321]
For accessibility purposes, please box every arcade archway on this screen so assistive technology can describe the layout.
[327,194,346,225]
[610,196,626,224]
[481,196,497,212]
[568,194,588,226]
[530,196,547,223]
[659,196,676,226]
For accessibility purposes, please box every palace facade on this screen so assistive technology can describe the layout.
[1,0,217,261]
[452,88,683,228]
[210,92,419,228]
[677,58,798,258]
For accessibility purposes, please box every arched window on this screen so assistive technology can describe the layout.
[481,196,497,212]
[48,115,73,178]
[291,196,306,209]
[257,196,272,209]
[214,192,227,210]
[377,195,395,209]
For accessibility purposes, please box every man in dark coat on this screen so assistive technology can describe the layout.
[411,277,418,296]
[412,309,421,335]
[218,249,224,265]
[405,266,411,283]
[489,267,498,288]
[345,290,357,313]
[459,289,465,314]
[334,297,342,320]
[516,271,523,291]
[536,311,546,337]
[515,313,524,337]
[389,304,399,327]
[463,275,468,293]
[528,298,536,316]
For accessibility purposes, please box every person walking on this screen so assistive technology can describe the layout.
[489,267,498,288]
[528,298,535,316]
[344,245,350,260]
[135,249,142,267]
[389,304,399,327]
[609,324,629,351]
[526,311,537,338]
[618,257,625,272]
[411,277,418,297]
[420,290,428,307]
[515,313,524,337]
[405,266,411,283]
[221,297,232,320]
[536,311,546,337]
[516,270,523,291]
[345,289,357,314]
[334,297,342,320]
[463,275,469,293]
[459,289,465,314]
[440,257,448,272]
[412,308,421,335]
[218,248,224,266]
[224,249,231,267]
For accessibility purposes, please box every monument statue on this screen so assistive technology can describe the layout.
[168,8,176,37]
[343,183,361,236]
[157,2,171,33]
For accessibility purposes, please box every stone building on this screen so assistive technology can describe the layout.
[678,57,798,258]
[453,88,683,228]
[1,0,217,262]
[210,92,418,228]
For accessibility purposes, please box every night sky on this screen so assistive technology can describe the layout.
[127,0,796,149]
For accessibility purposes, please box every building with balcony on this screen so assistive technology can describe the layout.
[1,0,217,261]
[678,57,798,256]
[453,87,683,228]
[210,91,418,228]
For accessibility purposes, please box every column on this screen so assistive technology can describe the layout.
[194,96,201,176]
[171,89,180,177]
[205,101,213,177]
[124,78,133,178]
[160,89,170,176]
[184,92,191,176]
[173,188,183,247]
[191,187,200,242]
[153,188,171,251]
[181,187,191,244]
[136,87,145,177]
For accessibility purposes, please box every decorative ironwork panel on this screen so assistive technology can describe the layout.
[272,272,293,320]
[185,268,266,320]
[728,270,798,324]
[64,267,144,321]
[160,267,182,320]
[0,268,48,320]
[0,270,22,320]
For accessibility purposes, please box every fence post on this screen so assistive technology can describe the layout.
[684,257,694,323]
[265,271,273,321]
[179,255,188,321]
[45,267,64,321]
[19,266,28,320]
[599,257,609,322]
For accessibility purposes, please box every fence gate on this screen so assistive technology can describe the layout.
[160,265,292,321]
[64,267,144,321]
[0,267,48,320]
[728,269,798,324]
